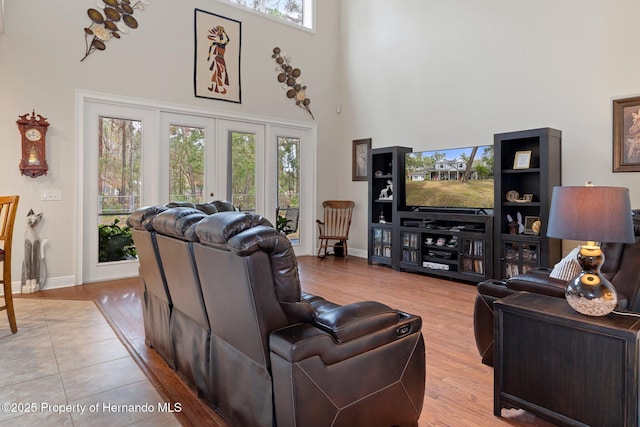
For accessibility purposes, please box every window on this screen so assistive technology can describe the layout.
[169,125,205,203]
[229,131,257,211]
[277,136,300,241]
[223,0,313,30]
[98,116,142,227]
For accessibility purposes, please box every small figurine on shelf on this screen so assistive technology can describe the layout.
[379,212,386,223]
[379,180,393,200]
[516,212,524,234]
[507,214,518,234]
[507,213,525,234]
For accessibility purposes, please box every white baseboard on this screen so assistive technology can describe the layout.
[7,275,78,295]
[348,248,367,258]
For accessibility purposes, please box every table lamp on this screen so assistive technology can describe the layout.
[546,184,635,316]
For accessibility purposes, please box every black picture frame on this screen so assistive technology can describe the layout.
[194,9,242,103]
[352,138,371,181]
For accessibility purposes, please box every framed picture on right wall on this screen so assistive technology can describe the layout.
[613,96,640,172]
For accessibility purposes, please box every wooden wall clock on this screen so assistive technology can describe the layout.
[17,110,50,178]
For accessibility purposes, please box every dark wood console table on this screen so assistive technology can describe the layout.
[494,292,640,427]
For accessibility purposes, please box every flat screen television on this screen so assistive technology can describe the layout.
[405,145,494,212]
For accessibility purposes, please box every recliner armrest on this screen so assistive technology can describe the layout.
[301,292,341,314]
[270,311,422,365]
[506,274,567,298]
[477,279,513,299]
[313,301,399,343]
[524,267,553,277]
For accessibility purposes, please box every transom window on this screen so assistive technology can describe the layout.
[221,0,313,30]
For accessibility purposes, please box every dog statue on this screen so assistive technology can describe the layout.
[21,209,48,294]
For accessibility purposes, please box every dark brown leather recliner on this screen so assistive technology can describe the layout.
[474,210,640,366]
[127,205,174,366]
[126,201,235,370]
[151,207,210,398]
[192,211,425,427]
[133,208,426,427]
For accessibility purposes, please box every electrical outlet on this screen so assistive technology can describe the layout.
[41,191,62,201]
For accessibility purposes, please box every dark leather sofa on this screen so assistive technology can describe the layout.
[474,210,640,366]
[128,203,426,427]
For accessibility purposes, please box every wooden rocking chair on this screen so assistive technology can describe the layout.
[316,200,355,258]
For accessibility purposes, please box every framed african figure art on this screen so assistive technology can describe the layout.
[613,96,640,172]
[194,9,242,103]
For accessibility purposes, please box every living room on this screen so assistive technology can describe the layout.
[1,1,639,426]
[1,1,639,283]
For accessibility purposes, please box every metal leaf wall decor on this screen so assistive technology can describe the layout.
[81,0,149,62]
[272,47,314,119]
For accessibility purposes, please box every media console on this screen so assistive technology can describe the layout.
[395,210,493,281]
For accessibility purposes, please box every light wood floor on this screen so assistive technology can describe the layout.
[25,255,554,427]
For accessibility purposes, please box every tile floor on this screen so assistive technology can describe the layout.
[0,298,180,426]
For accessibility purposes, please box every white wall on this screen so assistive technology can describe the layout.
[0,0,341,287]
[338,0,640,254]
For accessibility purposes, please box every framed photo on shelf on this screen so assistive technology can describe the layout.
[513,150,532,169]
[524,216,540,235]
[522,193,533,202]
[352,138,371,181]
[613,96,640,172]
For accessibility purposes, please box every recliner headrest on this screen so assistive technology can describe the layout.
[126,206,168,231]
[151,207,207,241]
[194,211,272,246]
[211,200,236,212]
[195,203,219,215]
[165,201,195,208]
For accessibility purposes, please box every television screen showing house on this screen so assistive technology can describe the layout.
[405,145,494,209]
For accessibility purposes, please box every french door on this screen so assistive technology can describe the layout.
[218,120,315,256]
[79,95,315,283]
[82,101,157,283]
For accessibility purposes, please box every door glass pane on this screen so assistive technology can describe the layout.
[277,136,300,242]
[98,116,141,263]
[230,131,256,211]
[169,125,205,203]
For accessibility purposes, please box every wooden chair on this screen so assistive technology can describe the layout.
[0,196,19,333]
[316,200,355,258]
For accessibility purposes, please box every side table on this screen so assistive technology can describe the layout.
[494,292,640,427]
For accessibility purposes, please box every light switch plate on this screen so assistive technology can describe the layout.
[41,191,62,201]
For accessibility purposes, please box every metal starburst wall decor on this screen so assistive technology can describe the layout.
[81,0,149,62]
[272,47,314,119]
